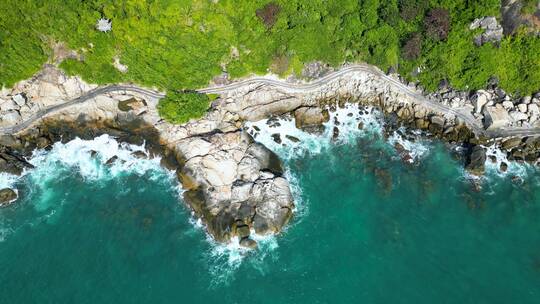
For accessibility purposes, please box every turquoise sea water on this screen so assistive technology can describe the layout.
[1,107,540,303]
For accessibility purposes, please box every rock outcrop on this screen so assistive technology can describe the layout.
[0,188,17,207]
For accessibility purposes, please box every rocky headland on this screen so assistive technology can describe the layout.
[2,63,540,246]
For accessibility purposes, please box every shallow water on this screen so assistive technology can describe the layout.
[1,109,540,303]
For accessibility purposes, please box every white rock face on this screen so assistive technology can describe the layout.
[518,103,528,113]
[502,101,514,110]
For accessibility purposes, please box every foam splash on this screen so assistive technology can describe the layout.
[26,134,167,181]
[484,144,531,179]
[0,172,19,189]
[387,128,430,163]
[205,233,279,286]
[245,104,384,161]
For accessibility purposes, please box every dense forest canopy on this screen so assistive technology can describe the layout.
[1,0,539,96]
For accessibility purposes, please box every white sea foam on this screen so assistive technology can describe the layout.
[387,128,430,163]
[206,233,279,286]
[245,104,384,161]
[0,172,19,189]
[26,134,167,181]
[484,144,530,178]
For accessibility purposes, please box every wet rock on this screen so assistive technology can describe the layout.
[207,210,235,242]
[501,137,523,150]
[105,156,119,166]
[0,188,17,206]
[285,135,300,143]
[236,225,251,239]
[466,145,487,176]
[500,162,508,172]
[0,149,34,175]
[130,151,147,159]
[332,126,340,140]
[0,135,21,148]
[271,133,282,144]
[239,237,258,250]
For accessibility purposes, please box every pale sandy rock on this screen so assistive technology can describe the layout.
[528,103,539,114]
[231,182,253,203]
[178,138,213,160]
[502,101,514,110]
[201,153,238,187]
[1,111,22,126]
[518,103,528,113]
[1,100,20,111]
[483,106,511,129]
[473,91,489,113]
[509,110,528,122]
[294,107,327,129]
[12,94,27,106]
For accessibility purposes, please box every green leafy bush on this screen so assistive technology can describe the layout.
[157,91,211,124]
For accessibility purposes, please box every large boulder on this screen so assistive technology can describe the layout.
[294,107,328,133]
[473,91,489,113]
[483,105,511,129]
[466,145,487,175]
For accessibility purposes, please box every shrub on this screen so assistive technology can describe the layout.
[157,91,211,124]
[256,2,281,29]
[424,8,450,41]
[402,33,422,60]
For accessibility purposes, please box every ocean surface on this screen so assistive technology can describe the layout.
[1,105,539,303]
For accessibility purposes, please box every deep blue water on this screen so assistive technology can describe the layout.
[1,109,540,303]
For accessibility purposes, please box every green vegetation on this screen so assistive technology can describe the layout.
[1,0,539,106]
[521,0,538,15]
[157,91,212,124]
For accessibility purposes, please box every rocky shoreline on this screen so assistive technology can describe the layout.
[1,64,540,247]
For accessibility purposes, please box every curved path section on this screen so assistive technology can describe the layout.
[0,85,164,135]
[0,64,538,140]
